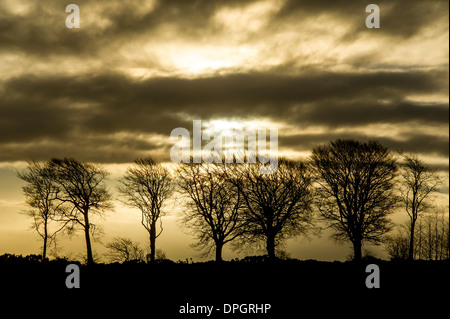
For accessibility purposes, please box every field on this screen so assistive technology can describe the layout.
[1,255,448,317]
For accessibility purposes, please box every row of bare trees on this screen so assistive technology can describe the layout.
[18,139,447,263]
[386,210,449,260]
[177,158,315,261]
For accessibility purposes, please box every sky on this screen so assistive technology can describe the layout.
[0,0,448,262]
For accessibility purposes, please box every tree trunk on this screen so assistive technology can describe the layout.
[353,240,362,262]
[149,222,156,262]
[408,219,416,260]
[448,216,450,259]
[417,222,422,260]
[84,212,94,265]
[266,234,276,259]
[42,218,48,262]
[215,242,223,262]
[85,226,94,265]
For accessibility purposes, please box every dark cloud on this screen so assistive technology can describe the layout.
[280,132,449,159]
[3,68,447,127]
[0,0,447,164]
[99,0,259,37]
[275,0,448,39]
[0,97,75,143]
[375,0,448,38]
[298,101,449,128]
[0,1,97,56]
[0,141,170,164]
[1,67,447,162]
[1,0,447,58]
[0,0,259,57]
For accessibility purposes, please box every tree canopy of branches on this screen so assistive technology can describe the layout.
[311,139,398,261]
[399,154,442,260]
[18,161,62,261]
[105,237,145,263]
[176,161,246,262]
[49,158,113,265]
[118,158,173,262]
[227,158,314,259]
[385,226,410,260]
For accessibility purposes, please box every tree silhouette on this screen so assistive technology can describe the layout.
[118,158,173,262]
[176,161,246,262]
[399,154,442,260]
[18,161,63,261]
[311,139,398,261]
[385,226,410,260]
[49,158,113,265]
[420,210,449,260]
[227,158,314,259]
[105,237,145,263]
[386,209,449,260]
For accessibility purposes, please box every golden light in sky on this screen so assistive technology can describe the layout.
[0,0,448,262]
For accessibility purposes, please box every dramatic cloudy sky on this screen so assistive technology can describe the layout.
[0,0,448,261]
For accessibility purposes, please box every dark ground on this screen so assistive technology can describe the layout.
[0,255,448,317]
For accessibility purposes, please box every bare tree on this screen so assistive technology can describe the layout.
[18,161,62,261]
[227,158,314,259]
[105,237,144,263]
[49,158,113,265]
[387,208,449,260]
[385,224,410,260]
[118,158,173,262]
[311,139,398,261]
[420,210,449,260]
[176,161,246,262]
[399,154,442,260]
[155,248,168,261]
